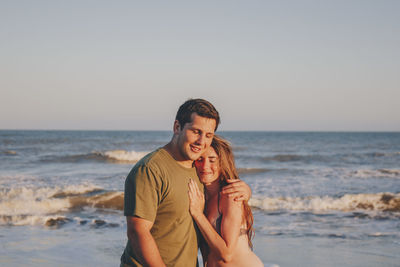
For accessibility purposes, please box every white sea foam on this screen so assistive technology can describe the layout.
[0,183,104,225]
[352,169,400,178]
[0,214,70,226]
[0,187,71,216]
[303,168,400,180]
[97,149,148,163]
[51,183,103,197]
[249,193,400,212]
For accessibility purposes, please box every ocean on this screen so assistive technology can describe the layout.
[1,130,399,266]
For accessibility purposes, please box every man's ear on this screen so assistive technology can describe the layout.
[173,120,181,134]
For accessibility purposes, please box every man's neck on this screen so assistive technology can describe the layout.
[163,141,193,168]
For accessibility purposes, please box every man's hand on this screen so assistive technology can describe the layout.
[221,179,251,202]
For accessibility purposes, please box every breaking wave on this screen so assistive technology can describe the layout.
[0,184,124,226]
[42,149,149,164]
[2,150,17,155]
[352,169,400,178]
[249,193,400,212]
[97,150,149,163]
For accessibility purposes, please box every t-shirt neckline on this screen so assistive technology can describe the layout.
[159,147,196,172]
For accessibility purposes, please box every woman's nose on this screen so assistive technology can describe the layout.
[202,159,211,169]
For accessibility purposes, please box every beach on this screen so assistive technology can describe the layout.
[1,130,400,266]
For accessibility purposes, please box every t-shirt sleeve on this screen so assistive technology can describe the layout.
[124,164,161,222]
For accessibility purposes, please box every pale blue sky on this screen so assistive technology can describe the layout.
[1,0,399,131]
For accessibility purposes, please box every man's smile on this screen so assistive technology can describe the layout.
[190,144,202,153]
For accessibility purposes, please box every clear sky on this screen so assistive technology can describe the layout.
[1,0,399,131]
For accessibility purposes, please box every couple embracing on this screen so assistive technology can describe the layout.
[121,99,263,267]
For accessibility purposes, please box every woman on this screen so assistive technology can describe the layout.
[188,135,263,267]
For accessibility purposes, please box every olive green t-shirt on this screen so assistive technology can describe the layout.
[121,148,203,267]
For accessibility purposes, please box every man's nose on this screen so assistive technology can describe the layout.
[196,133,206,146]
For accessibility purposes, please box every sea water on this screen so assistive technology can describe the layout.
[1,130,399,266]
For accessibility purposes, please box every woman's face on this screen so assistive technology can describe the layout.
[194,147,220,185]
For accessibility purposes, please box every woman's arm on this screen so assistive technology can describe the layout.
[199,234,209,267]
[219,191,243,261]
[188,179,243,263]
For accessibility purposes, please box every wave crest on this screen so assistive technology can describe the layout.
[249,193,400,212]
[42,150,149,164]
[69,192,124,210]
[0,184,123,226]
[96,150,148,163]
[352,169,400,178]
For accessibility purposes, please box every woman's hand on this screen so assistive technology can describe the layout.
[188,179,205,218]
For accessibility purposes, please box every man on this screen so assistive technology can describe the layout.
[121,99,250,267]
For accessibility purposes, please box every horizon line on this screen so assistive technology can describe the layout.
[1,128,399,133]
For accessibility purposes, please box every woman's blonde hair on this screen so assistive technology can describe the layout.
[210,135,254,248]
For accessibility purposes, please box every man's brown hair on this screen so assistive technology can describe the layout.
[175,98,220,131]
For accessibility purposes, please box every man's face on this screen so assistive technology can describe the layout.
[175,113,216,162]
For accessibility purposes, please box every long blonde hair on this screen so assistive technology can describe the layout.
[211,135,254,248]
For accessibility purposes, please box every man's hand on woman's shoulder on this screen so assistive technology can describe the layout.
[221,180,252,202]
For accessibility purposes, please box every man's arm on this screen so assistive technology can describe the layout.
[126,216,166,267]
[221,179,252,201]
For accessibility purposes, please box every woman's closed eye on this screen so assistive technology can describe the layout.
[196,157,204,163]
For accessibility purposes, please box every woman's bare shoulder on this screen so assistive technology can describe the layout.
[220,191,243,214]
